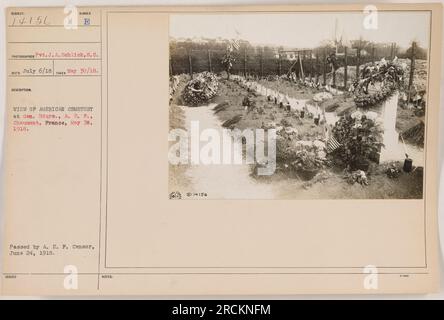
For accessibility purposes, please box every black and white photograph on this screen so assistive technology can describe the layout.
[168,11,430,199]
[1,2,443,298]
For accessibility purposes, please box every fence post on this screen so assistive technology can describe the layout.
[371,45,375,63]
[309,50,313,81]
[301,50,305,80]
[207,49,212,72]
[260,48,264,79]
[356,47,361,81]
[169,56,173,77]
[344,47,348,89]
[316,53,319,84]
[296,51,303,80]
[332,67,336,87]
[188,51,193,78]
[295,53,298,79]
[243,49,247,77]
[278,53,282,76]
[300,51,304,80]
[332,56,336,88]
[408,42,416,103]
[322,50,326,86]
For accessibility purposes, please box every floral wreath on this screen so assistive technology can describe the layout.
[331,110,384,167]
[352,58,405,108]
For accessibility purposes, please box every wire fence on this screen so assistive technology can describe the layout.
[170,43,418,92]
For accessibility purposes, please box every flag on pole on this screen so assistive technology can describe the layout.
[326,135,341,153]
[228,28,241,51]
[229,38,240,51]
[325,123,341,153]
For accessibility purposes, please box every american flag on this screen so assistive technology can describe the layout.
[324,115,341,153]
[228,38,240,52]
[227,28,241,52]
[326,136,341,153]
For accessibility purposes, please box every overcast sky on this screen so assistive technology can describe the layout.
[170,12,430,49]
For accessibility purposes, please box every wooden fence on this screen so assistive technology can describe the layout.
[170,43,416,92]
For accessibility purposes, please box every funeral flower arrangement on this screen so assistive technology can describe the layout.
[276,136,328,180]
[169,75,181,103]
[344,170,369,186]
[331,111,383,170]
[182,72,219,106]
[352,58,405,108]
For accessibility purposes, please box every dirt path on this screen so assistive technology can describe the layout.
[180,103,277,199]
